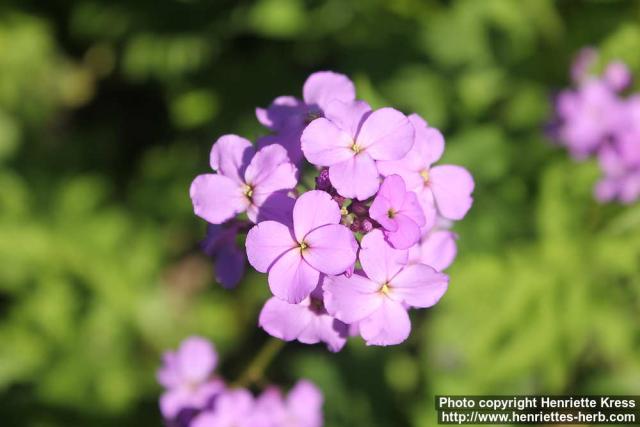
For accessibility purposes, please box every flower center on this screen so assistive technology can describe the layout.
[351,143,363,154]
[242,184,254,198]
[387,208,396,219]
[380,283,391,295]
[299,241,309,251]
[420,169,430,183]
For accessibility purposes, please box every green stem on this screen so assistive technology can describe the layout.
[233,337,285,388]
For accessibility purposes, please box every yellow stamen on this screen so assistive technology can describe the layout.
[387,208,396,219]
[340,207,349,216]
[300,241,309,251]
[420,169,430,183]
[380,283,391,295]
[351,143,363,154]
[243,184,254,198]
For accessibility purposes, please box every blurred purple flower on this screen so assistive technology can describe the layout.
[201,223,245,288]
[157,336,224,419]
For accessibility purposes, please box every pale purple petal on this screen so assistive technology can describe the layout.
[384,214,421,249]
[209,135,255,183]
[303,224,358,275]
[287,380,324,427]
[323,273,383,324]
[293,190,341,242]
[324,100,371,137]
[358,229,408,284]
[246,221,297,273]
[245,144,297,190]
[301,118,355,166]
[297,314,348,353]
[429,165,475,220]
[329,154,380,200]
[177,336,217,384]
[160,388,191,419]
[259,296,312,341]
[369,190,398,231]
[604,61,632,92]
[399,189,426,226]
[356,108,414,160]
[157,352,179,389]
[388,264,448,308]
[416,188,438,232]
[190,174,248,224]
[376,158,423,192]
[269,250,320,303]
[303,71,356,111]
[409,230,458,271]
[410,114,445,165]
[359,299,411,346]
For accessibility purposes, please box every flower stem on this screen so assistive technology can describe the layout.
[233,337,285,388]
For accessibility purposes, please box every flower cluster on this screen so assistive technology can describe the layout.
[190,71,474,349]
[158,336,323,427]
[550,48,640,203]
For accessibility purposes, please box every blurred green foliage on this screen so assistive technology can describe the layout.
[1,1,640,426]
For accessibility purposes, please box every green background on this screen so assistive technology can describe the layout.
[1,0,639,426]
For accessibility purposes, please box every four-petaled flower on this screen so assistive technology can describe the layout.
[324,230,448,346]
[246,190,358,303]
[190,135,297,224]
[369,174,426,249]
[301,100,414,200]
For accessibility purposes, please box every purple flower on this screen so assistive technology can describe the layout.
[324,230,448,346]
[246,190,358,303]
[553,80,624,159]
[369,174,426,249]
[253,381,323,427]
[256,71,355,132]
[256,72,356,165]
[604,61,633,92]
[595,139,640,204]
[377,114,474,226]
[202,223,245,288]
[190,135,297,224]
[157,336,224,419]
[301,100,414,200]
[408,230,458,272]
[259,285,348,352]
[191,389,255,427]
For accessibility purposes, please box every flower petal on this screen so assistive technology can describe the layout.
[359,229,408,284]
[268,250,320,303]
[259,296,312,341]
[293,190,341,242]
[177,337,218,384]
[287,380,324,426]
[323,272,383,324]
[303,71,356,110]
[298,314,348,353]
[303,224,358,275]
[324,100,372,137]
[256,95,305,131]
[251,192,295,226]
[245,144,297,190]
[359,299,411,346]
[329,154,380,200]
[246,221,297,273]
[190,174,248,224]
[389,263,448,308]
[409,230,457,271]
[357,108,414,160]
[409,113,444,165]
[384,214,421,250]
[301,118,355,166]
[209,134,255,183]
[429,165,475,220]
